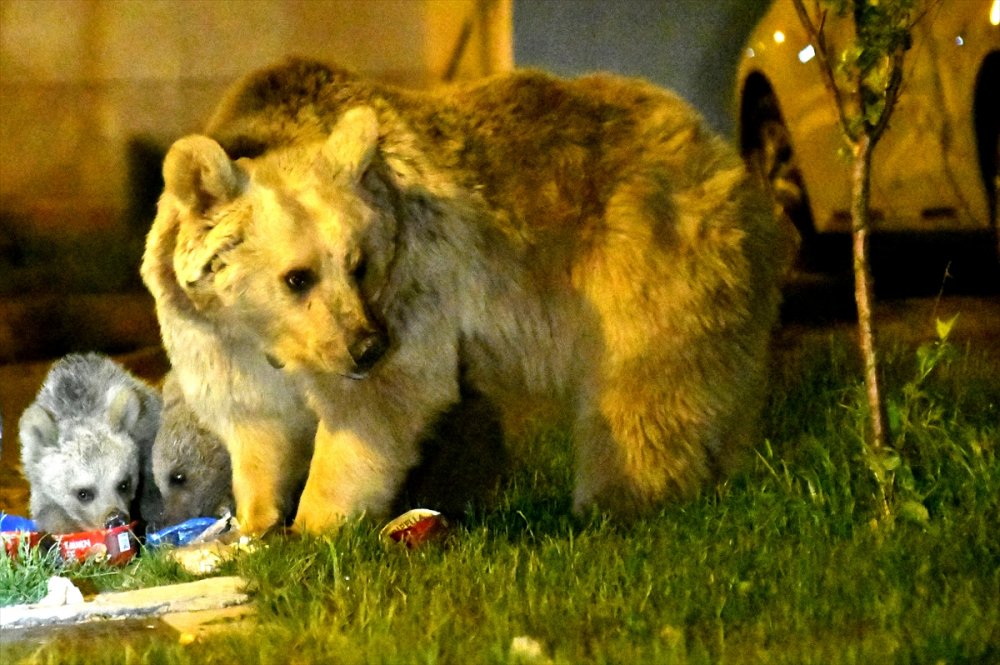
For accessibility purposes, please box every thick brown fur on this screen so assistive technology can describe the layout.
[155,58,789,533]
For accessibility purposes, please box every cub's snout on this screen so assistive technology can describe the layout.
[104,508,130,527]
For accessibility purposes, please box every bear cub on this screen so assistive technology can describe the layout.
[142,371,234,530]
[19,353,162,533]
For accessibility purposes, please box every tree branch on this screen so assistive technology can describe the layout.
[868,49,905,142]
[792,0,858,141]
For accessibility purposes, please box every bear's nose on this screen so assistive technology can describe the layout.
[348,330,388,375]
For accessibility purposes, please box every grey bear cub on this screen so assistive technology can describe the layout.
[143,371,233,529]
[19,353,162,533]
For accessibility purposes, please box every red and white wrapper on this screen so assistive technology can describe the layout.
[2,522,138,565]
[379,509,448,548]
[54,522,138,564]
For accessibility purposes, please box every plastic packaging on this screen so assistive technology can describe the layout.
[379,509,448,548]
[145,513,234,549]
[1,512,138,565]
[145,517,219,549]
[0,512,37,533]
[54,522,138,565]
[1,512,44,557]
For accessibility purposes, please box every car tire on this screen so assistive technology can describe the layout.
[750,117,819,269]
[740,79,820,271]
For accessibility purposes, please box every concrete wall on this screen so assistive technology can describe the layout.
[0,0,511,294]
[513,0,771,137]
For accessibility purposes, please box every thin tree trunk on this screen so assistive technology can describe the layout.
[851,133,888,450]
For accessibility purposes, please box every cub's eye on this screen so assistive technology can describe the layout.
[117,479,131,494]
[169,472,187,487]
[283,268,317,295]
[76,488,94,503]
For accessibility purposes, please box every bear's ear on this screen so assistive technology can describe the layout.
[19,404,59,456]
[162,135,247,214]
[322,106,379,180]
[172,215,245,311]
[107,387,142,433]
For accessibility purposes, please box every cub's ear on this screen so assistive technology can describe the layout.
[19,405,59,456]
[107,387,142,433]
[323,106,379,179]
[163,135,247,214]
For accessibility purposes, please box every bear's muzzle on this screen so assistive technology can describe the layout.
[347,328,389,379]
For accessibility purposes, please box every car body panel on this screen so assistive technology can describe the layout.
[738,0,999,233]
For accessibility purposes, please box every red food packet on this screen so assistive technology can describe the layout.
[2,530,45,557]
[54,522,138,565]
[2,523,138,565]
[379,509,448,548]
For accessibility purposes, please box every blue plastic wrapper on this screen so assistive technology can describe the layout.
[145,517,219,549]
[0,512,37,533]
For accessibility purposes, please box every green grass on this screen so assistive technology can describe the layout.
[3,328,998,664]
[1,537,63,607]
[0,534,196,608]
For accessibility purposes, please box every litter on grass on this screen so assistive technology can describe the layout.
[1,512,138,566]
[379,509,448,548]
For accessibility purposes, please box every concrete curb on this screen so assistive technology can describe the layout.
[0,576,250,630]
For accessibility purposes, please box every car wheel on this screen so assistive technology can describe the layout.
[750,117,817,259]
[740,73,822,270]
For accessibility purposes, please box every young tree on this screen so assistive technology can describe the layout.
[791,0,920,450]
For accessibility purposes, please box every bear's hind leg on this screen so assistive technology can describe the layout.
[571,372,719,519]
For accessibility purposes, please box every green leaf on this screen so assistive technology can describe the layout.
[887,400,902,436]
[935,314,959,342]
[864,101,884,127]
[879,450,902,472]
[896,465,916,493]
[898,500,930,525]
[915,343,933,378]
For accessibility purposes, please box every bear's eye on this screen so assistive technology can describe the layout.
[283,268,317,295]
[76,488,94,503]
[169,472,187,487]
[117,479,131,494]
[349,252,368,284]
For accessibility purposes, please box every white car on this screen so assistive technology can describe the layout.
[736,0,999,265]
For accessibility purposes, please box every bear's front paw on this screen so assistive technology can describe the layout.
[235,504,283,537]
[291,505,348,535]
